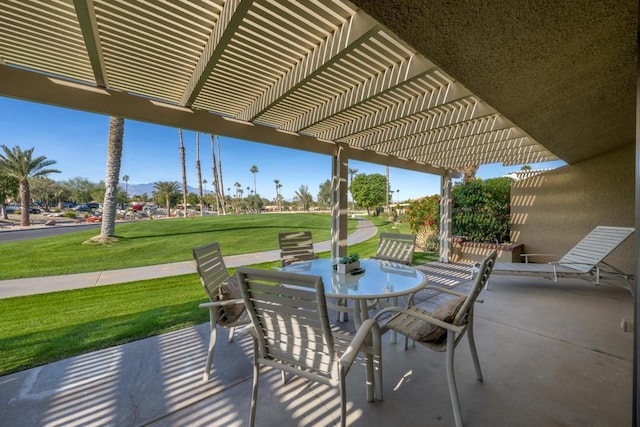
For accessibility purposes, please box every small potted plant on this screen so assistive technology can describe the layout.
[337,253,360,275]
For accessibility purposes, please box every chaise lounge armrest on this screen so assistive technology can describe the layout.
[520,253,558,263]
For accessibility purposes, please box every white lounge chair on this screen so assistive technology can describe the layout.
[489,226,635,292]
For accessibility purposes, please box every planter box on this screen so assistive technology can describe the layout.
[451,239,523,264]
[337,260,360,275]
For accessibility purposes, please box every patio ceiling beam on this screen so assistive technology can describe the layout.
[320,83,477,142]
[180,0,253,107]
[357,113,510,152]
[72,0,107,87]
[0,63,449,177]
[407,133,549,160]
[386,126,523,157]
[422,142,557,167]
[284,55,438,133]
[237,10,380,122]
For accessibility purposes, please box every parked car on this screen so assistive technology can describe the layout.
[29,207,41,214]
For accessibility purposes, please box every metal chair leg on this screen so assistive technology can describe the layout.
[466,320,483,381]
[202,323,217,381]
[445,332,464,427]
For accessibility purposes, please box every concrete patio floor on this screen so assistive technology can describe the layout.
[0,266,633,426]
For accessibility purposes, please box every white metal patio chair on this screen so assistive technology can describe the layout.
[277,230,317,267]
[375,251,497,427]
[236,267,383,427]
[371,233,417,309]
[489,225,635,293]
[192,242,250,381]
[371,232,416,265]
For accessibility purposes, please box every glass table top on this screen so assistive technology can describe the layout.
[281,258,427,299]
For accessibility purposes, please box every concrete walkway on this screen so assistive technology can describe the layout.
[0,218,378,299]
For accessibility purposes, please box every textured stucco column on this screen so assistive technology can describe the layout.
[633,41,639,427]
[439,171,453,262]
[331,144,349,260]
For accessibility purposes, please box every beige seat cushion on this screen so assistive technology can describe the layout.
[408,296,466,343]
[218,276,246,325]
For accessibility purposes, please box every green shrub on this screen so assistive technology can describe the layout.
[452,177,512,243]
[63,211,76,219]
[406,177,513,245]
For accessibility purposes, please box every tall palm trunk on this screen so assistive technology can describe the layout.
[19,179,30,226]
[210,134,221,214]
[195,132,204,216]
[217,136,226,215]
[100,117,124,238]
[179,129,188,217]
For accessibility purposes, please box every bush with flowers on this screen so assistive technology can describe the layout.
[406,177,512,250]
[406,194,440,251]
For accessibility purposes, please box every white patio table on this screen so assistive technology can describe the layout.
[281,258,428,329]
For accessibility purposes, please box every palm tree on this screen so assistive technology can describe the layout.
[294,185,313,211]
[178,129,188,217]
[277,182,283,211]
[0,145,60,226]
[273,179,280,211]
[250,165,258,194]
[195,132,204,216]
[122,174,129,196]
[154,181,179,217]
[234,182,241,198]
[100,117,124,239]
[348,167,358,211]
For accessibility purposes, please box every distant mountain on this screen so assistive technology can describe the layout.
[124,183,200,197]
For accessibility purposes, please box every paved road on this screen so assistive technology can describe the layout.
[0,223,101,242]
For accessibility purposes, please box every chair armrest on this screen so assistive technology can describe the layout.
[374,306,464,334]
[340,319,381,369]
[198,298,244,309]
[424,286,483,303]
[239,325,256,337]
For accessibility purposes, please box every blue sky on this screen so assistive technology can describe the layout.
[0,96,565,202]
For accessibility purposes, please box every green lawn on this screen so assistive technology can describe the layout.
[0,215,437,376]
[1,213,353,279]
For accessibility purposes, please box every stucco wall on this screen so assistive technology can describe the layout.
[510,144,635,274]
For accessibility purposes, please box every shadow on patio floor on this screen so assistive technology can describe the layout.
[1,263,633,426]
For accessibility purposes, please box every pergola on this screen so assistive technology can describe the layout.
[0,0,562,258]
[0,0,637,419]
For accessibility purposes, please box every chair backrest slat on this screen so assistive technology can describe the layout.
[278,231,316,266]
[237,268,337,377]
[454,251,497,326]
[374,232,416,265]
[558,226,634,273]
[192,242,230,302]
